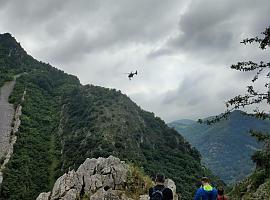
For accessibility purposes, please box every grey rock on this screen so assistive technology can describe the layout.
[37,156,177,200]
[37,156,129,200]
[36,192,51,200]
[50,170,82,200]
[139,195,149,200]
[0,80,26,185]
[102,174,114,189]
[165,179,178,200]
[60,189,77,200]
[77,158,98,177]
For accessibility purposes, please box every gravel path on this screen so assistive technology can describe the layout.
[0,81,15,159]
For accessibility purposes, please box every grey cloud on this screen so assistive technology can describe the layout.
[3,0,185,64]
[149,0,270,59]
[52,0,184,63]
[0,0,268,122]
[162,73,210,107]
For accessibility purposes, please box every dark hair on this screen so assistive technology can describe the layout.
[155,174,165,183]
[201,177,210,183]
[217,187,224,195]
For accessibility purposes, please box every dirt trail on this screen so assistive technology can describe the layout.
[0,81,15,159]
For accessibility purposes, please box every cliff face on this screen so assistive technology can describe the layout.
[0,76,26,185]
[37,156,130,200]
[0,80,15,160]
[37,156,177,200]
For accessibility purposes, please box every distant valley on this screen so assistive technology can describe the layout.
[168,110,270,184]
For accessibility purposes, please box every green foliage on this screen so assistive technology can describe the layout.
[0,72,14,87]
[126,164,153,199]
[57,85,212,200]
[169,110,270,184]
[0,33,212,200]
[1,76,61,199]
[0,33,80,200]
[211,26,270,199]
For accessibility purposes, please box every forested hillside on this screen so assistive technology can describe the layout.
[0,33,213,200]
[169,110,270,184]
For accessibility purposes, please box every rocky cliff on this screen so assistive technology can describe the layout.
[0,80,15,160]
[37,156,177,200]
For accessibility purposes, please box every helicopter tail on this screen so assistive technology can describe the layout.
[135,70,137,75]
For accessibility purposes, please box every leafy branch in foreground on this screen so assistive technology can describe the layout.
[199,26,270,125]
[200,27,270,183]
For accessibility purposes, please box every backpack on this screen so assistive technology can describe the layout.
[150,188,165,200]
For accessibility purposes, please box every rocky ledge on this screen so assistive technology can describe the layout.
[37,156,177,200]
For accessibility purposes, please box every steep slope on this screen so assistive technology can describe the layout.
[168,110,270,184]
[0,80,15,160]
[58,85,207,199]
[0,33,211,200]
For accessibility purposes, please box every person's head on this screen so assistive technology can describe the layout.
[201,177,210,186]
[155,174,165,185]
[217,187,224,195]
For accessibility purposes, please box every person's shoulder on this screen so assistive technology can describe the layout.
[163,187,173,193]
[196,187,204,192]
[195,187,204,194]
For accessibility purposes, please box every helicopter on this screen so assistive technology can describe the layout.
[126,70,138,80]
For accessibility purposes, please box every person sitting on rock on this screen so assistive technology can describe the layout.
[194,177,217,200]
[149,174,173,200]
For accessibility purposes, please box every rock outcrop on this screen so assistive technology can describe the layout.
[0,74,26,185]
[37,156,129,200]
[0,80,16,184]
[0,84,25,185]
[0,81,15,159]
[37,156,178,200]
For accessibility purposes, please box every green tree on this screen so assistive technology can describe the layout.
[224,27,270,173]
[205,27,270,195]
[202,27,270,125]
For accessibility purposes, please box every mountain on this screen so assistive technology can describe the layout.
[0,33,213,200]
[168,110,270,184]
[169,119,196,131]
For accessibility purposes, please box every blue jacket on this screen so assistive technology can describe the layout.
[194,185,218,200]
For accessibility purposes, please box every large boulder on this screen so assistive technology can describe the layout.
[37,156,178,200]
[37,156,129,200]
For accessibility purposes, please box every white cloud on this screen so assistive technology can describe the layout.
[0,0,269,122]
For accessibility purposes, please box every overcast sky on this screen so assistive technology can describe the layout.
[0,0,269,122]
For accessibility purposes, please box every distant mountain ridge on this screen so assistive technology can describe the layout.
[168,110,270,184]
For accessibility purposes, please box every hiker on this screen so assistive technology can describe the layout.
[217,187,228,200]
[194,177,217,200]
[149,174,173,200]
